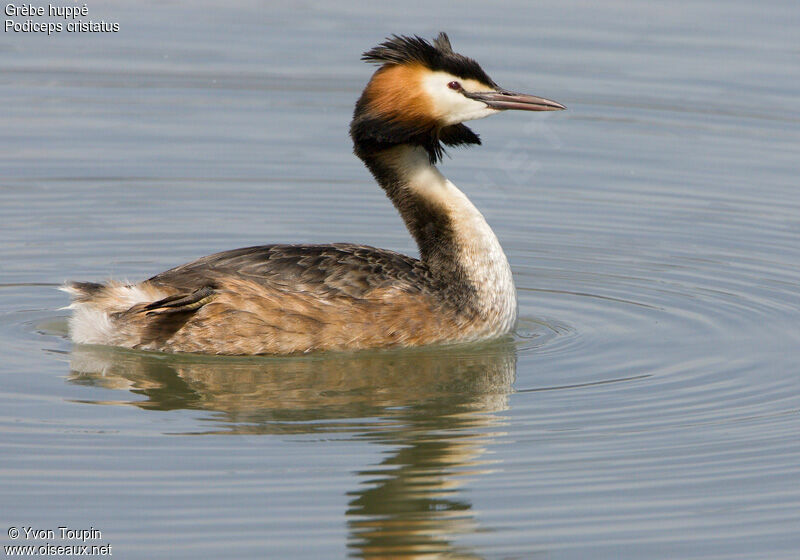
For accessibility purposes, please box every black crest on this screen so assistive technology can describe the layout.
[362,32,496,87]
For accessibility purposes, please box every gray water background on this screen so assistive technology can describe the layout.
[1,1,799,558]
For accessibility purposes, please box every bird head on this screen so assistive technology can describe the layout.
[351,33,564,163]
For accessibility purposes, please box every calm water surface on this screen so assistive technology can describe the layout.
[2,1,799,558]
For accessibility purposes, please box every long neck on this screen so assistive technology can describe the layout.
[356,142,517,329]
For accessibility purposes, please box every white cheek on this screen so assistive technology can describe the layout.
[422,74,500,124]
[445,101,499,124]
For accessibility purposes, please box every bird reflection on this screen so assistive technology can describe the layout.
[68,341,516,558]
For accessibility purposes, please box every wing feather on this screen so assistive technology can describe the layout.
[148,243,434,300]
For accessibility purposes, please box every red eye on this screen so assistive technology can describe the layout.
[447,81,462,90]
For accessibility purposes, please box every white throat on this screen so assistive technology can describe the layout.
[387,145,518,336]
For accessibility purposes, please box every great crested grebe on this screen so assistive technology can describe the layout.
[63,33,564,355]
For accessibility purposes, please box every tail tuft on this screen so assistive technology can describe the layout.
[60,281,106,302]
[60,280,172,347]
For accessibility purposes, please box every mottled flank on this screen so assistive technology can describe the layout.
[63,244,502,355]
